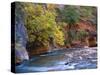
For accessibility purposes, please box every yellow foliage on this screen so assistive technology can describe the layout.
[54,26,64,45]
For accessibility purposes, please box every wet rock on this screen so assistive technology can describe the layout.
[15,43,29,62]
[15,19,29,64]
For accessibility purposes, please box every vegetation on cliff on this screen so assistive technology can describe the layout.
[15,2,97,55]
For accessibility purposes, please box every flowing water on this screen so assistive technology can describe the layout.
[16,47,97,73]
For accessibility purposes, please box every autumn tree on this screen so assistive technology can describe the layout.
[20,3,65,49]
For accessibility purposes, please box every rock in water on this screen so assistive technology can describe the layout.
[15,19,29,64]
[15,43,29,61]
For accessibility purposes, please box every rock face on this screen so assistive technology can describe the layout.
[15,19,29,64]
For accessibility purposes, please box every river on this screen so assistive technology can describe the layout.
[16,47,97,73]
